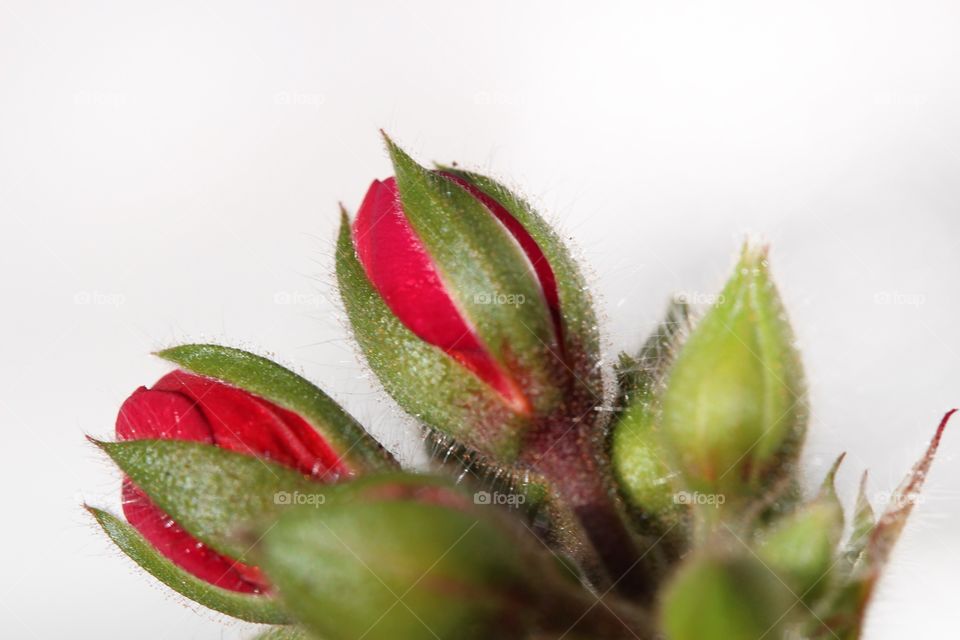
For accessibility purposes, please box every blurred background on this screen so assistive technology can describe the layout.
[1,1,958,637]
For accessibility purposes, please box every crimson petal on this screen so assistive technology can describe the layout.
[116,370,346,594]
[122,480,267,593]
[352,178,528,411]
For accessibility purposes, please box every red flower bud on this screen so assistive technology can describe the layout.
[116,370,347,593]
[337,138,603,462]
[352,175,561,414]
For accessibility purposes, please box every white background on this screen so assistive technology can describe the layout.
[1,1,958,638]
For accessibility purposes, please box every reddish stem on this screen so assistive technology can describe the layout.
[523,415,652,601]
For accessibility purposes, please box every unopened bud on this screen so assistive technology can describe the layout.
[659,244,806,501]
[758,454,845,601]
[661,551,795,640]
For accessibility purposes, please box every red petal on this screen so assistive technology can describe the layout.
[152,371,347,478]
[115,370,347,593]
[115,385,213,443]
[122,480,267,593]
[352,178,529,412]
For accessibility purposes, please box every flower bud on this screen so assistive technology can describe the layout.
[252,482,563,640]
[758,454,845,601]
[659,244,806,500]
[111,345,393,594]
[661,551,796,640]
[337,134,601,460]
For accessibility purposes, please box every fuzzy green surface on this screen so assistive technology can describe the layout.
[87,507,291,624]
[611,300,690,523]
[760,499,844,601]
[758,455,845,601]
[157,344,396,473]
[439,166,603,402]
[98,439,323,561]
[660,245,806,497]
[661,552,795,640]
[254,500,541,640]
[610,393,678,521]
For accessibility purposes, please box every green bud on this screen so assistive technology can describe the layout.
[252,490,552,640]
[660,551,795,640]
[660,244,806,500]
[758,454,845,601]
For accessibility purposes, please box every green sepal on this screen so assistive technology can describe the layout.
[251,494,546,640]
[607,300,691,589]
[612,297,690,412]
[335,209,528,460]
[611,299,691,522]
[384,135,564,415]
[659,243,807,501]
[757,453,845,602]
[608,397,682,528]
[839,471,875,575]
[157,344,396,473]
[437,164,604,403]
[808,411,953,639]
[95,438,323,561]
[86,506,291,624]
[660,551,796,640]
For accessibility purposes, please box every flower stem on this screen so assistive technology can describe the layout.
[524,416,653,602]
